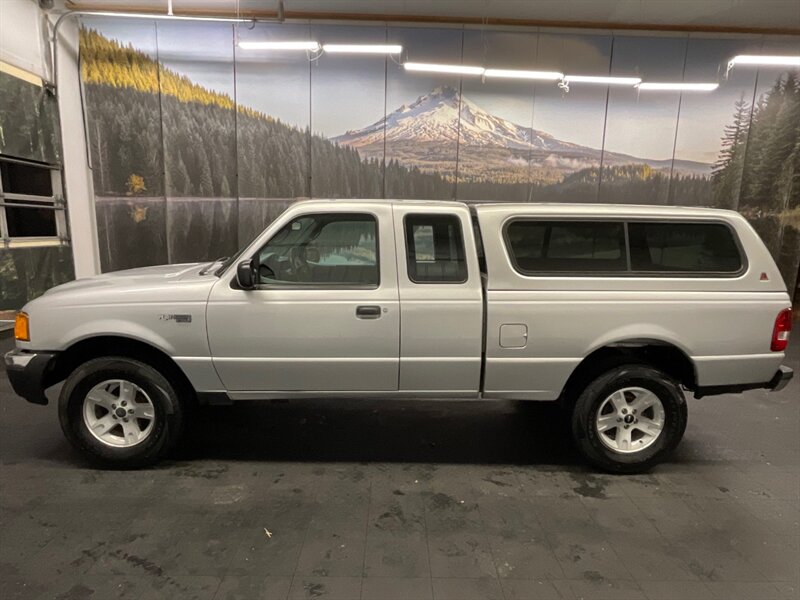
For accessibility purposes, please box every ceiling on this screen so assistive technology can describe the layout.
[63,0,800,33]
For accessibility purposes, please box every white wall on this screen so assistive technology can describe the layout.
[52,14,102,277]
[0,0,48,77]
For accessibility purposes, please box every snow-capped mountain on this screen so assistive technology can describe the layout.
[334,85,577,151]
[332,85,709,180]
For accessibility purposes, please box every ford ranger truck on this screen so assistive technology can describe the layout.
[4,201,794,472]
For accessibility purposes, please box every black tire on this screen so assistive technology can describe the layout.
[58,357,185,468]
[571,364,688,474]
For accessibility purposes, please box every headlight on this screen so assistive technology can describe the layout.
[14,312,30,342]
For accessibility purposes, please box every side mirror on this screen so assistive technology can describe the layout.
[236,259,257,289]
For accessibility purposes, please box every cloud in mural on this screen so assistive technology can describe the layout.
[540,155,596,171]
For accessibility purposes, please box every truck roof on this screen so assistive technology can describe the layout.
[294,198,740,219]
[471,202,740,219]
[293,198,466,208]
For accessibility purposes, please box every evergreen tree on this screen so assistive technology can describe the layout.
[712,95,750,209]
[169,156,190,197]
[736,74,800,214]
[220,175,232,197]
[198,150,214,197]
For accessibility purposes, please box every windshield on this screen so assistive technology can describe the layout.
[213,233,258,277]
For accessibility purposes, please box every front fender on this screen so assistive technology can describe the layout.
[59,319,179,356]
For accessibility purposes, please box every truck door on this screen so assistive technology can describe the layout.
[206,204,400,394]
[392,204,483,394]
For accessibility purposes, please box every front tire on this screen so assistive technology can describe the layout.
[571,364,687,474]
[58,357,185,468]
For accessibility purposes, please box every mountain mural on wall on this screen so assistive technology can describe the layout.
[333,85,710,183]
[78,25,797,291]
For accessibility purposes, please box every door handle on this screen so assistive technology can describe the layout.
[356,305,382,319]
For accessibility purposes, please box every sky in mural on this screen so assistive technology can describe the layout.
[83,17,788,166]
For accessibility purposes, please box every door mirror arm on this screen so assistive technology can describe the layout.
[236,259,257,289]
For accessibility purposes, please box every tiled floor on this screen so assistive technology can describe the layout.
[0,334,798,600]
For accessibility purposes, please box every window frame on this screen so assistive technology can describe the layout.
[502,217,747,279]
[0,156,68,248]
[403,212,469,285]
[251,211,382,290]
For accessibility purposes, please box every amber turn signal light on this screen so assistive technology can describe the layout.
[14,312,30,342]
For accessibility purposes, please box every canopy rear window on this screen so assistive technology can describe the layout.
[504,219,744,277]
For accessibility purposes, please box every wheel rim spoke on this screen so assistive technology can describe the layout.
[86,389,116,409]
[596,414,618,433]
[132,404,154,420]
[616,425,633,451]
[82,379,155,448]
[91,414,116,432]
[609,391,628,413]
[118,380,137,403]
[635,416,662,436]
[631,390,657,412]
[121,419,140,442]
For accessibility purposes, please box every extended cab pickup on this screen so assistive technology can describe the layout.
[5,201,793,472]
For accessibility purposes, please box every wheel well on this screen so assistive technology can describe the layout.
[49,336,196,402]
[560,341,696,406]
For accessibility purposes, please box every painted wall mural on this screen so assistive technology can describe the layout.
[78,18,799,292]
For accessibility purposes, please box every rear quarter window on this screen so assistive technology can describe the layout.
[404,213,468,283]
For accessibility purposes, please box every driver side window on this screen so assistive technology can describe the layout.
[257,213,379,286]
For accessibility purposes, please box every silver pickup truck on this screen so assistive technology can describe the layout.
[5,200,793,472]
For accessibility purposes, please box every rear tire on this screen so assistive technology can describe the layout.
[571,364,687,474]
[58,357,185,468]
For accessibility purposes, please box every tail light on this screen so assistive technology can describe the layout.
[770,308,792,352]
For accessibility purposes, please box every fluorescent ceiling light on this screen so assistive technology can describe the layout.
[484,68,563,81]
[322,44,402,54]
[81,10,251,22]
[638,82,719,91]
[564,75,642,85]
[403,62,484,75]
[238,41,320,51]
[729,55,800,67]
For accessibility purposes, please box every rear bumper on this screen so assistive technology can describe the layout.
[767,365,793,392]
[694,365,793,398]
[3,349,59,406]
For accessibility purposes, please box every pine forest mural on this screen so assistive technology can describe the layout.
[78,20,799,291]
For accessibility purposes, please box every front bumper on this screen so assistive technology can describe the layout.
[4,349,59,406]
